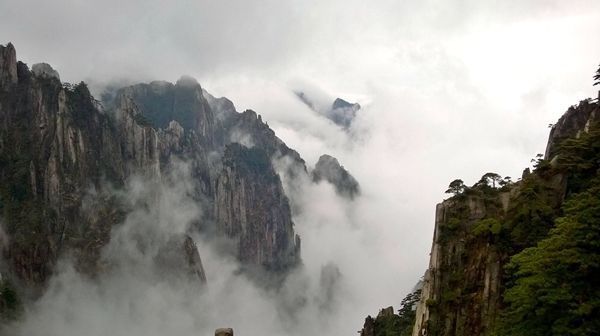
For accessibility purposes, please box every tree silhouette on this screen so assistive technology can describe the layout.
[445,179,466,195]
[595,63,600,86]
[478,172,502,188]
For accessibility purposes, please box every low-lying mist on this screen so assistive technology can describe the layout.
[1,129,419,336]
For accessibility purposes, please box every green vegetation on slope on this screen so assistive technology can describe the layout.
[425,100,599,336]
[498,120,600,336]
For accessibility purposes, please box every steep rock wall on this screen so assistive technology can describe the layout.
[0,44,207,291]
[215,144,300,271]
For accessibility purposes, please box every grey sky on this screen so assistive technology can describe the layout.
[1,1,600,335]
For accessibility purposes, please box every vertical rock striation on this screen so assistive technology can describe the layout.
[0,42,308,300]
[215,144,300,271]
[0,43,17,87]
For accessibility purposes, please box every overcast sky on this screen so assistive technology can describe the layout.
[1,0,600,334]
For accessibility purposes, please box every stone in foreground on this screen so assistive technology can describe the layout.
[215,327,233,336]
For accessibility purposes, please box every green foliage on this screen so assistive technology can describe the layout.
[498,176,513,190]
[499,181,600,336]
[65,81,100,128]
[478,172,503,189]
[556,120,600,194]
[397,289,422,336]
[471,218,502,237]
[373,312,402,336]
[504,174,558,250]
[445,179,466,196]
[438,217,460,244]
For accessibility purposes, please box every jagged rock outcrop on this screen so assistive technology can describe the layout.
[312,154,360,199]
[215,143,300,271]
[544,97,598,159]
[0,43,17,86]
[361,316,376,336]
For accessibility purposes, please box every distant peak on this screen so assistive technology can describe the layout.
[332,98,353,109]
[313,154,360,199]
[329,98,360,129]
[294,90,360,129]
[332,97,360,110]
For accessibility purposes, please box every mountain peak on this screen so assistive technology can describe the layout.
[332,98,354,109]
[294,90,360,129]
[313,154,360,199]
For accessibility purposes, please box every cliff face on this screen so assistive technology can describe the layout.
[0,46,126,285]
[110,78,306,271]
[544,98,598,159]
[412,197,506,336]
[411,95,600,336]
[112,78,216,147]
[215,144,300,270]
[0,42,310,306]
[0,44,207,293]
